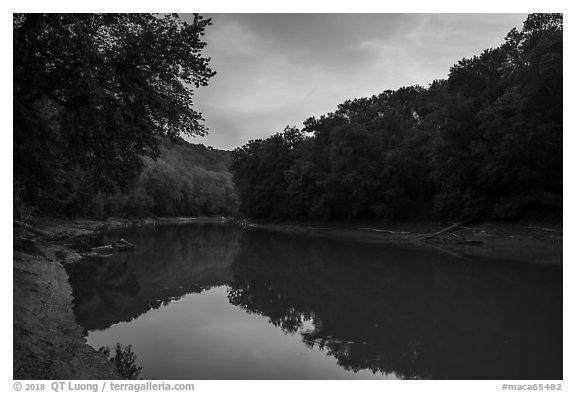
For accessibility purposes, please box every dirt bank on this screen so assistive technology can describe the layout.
[239,219,562,265]
[13,241,121,379]
[13,215,229,379]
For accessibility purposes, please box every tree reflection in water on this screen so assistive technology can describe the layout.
[228,229,562,380]
[67,224,241,331]
[68,224,562,379]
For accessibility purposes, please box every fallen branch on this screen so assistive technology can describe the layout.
[417,221,467,240]
[358,228,410,234]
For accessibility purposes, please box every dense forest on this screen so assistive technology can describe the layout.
[231,14,563,221]
[13,14,562,222]
[123,139,237,217]
[13,13,236,218]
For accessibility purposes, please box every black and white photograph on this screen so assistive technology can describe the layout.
[10,7,565,390]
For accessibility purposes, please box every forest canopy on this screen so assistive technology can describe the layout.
[231,13,563,221]
[13,13,216,215]
[13,13,562,222]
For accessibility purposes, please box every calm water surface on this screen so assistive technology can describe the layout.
[66,224,562,380]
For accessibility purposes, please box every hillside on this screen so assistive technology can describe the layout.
[108,138,238,217]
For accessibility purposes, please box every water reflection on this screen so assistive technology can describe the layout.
[68,224,562,379]
[229,230,562,380]
[67,224,240,331]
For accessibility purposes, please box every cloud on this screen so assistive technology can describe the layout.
[187,13,527,150]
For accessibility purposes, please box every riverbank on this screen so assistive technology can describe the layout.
[13,215,562,379]
[13,240,121,379]
[22,215,564,266]
[13,215,230,379]
[238,219,562,265]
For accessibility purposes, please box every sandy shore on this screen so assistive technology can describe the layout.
[13,241,121,379]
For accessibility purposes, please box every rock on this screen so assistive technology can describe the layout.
[113,239,134,252]
[236,219,249,228]
[55,249,82,265]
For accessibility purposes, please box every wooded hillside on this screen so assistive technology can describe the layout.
[231,14,562,221]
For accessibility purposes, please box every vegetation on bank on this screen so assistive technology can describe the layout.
[99,344,143,379]
[13,13,230,218]
[231,14,562,221]
[84,139,237,218]
[13,14,562,223]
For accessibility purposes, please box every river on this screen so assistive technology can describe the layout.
[65,223,562,380]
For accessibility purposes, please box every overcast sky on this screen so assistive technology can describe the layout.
[182,13,528,150]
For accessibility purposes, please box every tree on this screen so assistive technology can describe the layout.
[231,127,305,219]
[99,343,143,379]
[231,14,562,221]
[14,13,215,211]
[428,13,562,218]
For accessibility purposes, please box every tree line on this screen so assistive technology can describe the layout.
[231,14,562,221]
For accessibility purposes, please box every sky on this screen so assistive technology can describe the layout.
[183,13,528,150]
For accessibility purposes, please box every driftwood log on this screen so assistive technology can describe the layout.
[358,228,410,234]
[417,222,467,240]
[356,220,483,249]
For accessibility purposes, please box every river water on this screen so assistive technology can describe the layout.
[66,223,562,380]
